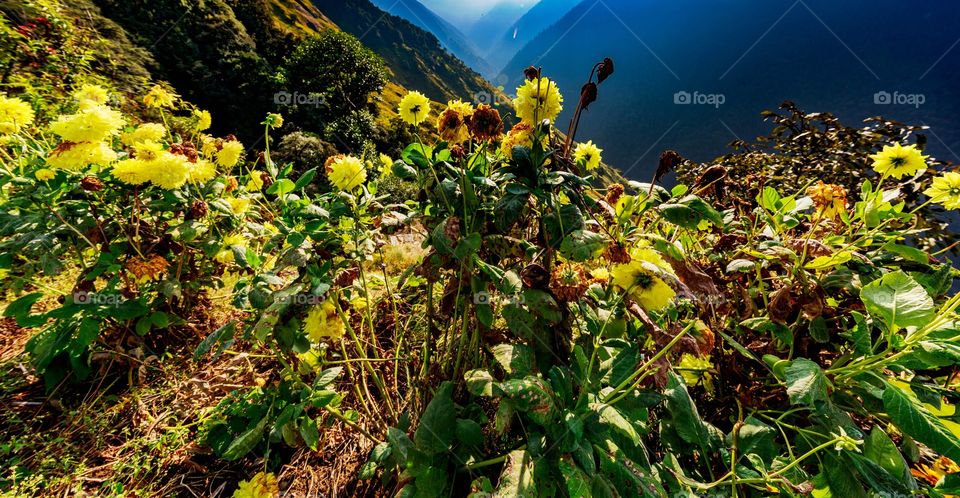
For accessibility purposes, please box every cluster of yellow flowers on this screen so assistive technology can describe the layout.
[302,300,344,343]
[869,142,960,211]
[232,471,279,498]
[46,86,124,170]
[0,94,35,135]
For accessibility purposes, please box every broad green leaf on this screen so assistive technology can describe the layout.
[414,382,456,455]
[883,382,960,463]
[266,178,295,196]
[491,343,535,377]
[560,230,608,262]
[558,457,592,498]
[804,251,852,270]
[860,271,934,332]
[663,371,715,450]
[464,369,496,396]
[495,449,536,498]
[863,427,914,489]
[222,417,268,460]
[785,358,829,406]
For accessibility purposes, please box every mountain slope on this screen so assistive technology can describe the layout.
[368,0,494,76]
[315,0,497,104]
[486,0,581,73]
[504,0,960,177]
[468,1,533,56]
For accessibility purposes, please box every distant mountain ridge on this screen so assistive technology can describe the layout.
[485,0,581,74]
[368,0,495,76]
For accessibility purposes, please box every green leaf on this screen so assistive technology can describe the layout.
[560,230,608,262]
[591,402,640,445]
[300,417,320,450]
[3,292,43,325]
[805,251,853,270]
[414,382,456,455]
[491,343,535,377]
[293,167,318,191]
[464,369,495,397]
[266,178,296,196]
[883,383,960,463]
[494,449,536,497]
[455,419,484,448]
[663,371,715,450]
[861,271,934,332]
[785,358,829,406]
[222,417,268,460]
[559,457,592,498]
[863,426,913,488]
[658,195,723,229]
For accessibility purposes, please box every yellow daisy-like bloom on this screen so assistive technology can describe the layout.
[870,143,928,179]
[678,353,714,391]
[200,134,218,157]
[436,107,470,143]
[35,168,55,181]
[215,234,247,264]
[446,99,475,118]
[806,181,847,220]
[0,95,34,135]
[378,153,393,177]
[74,84,109,106]
[46,141,118,171]
[216,140,244,168]
[188,159,217,184]
[610,260,676,311]
[264,112,283,129]
[193,109,212,132]
[398,90,431,126]
[227,197,250,215]
[326,155,367,192]
[143,85,178,109]
[501,123,540,159]
[246,171,264,190]
[590,267,610,282]
[303,300,345,342]
[111,158,152,185]
[132,139,164,161]
[233,471,279,498]
[924,172,960,210]
[49,104,124,143]
[514,77,563,124]
[149,152,191,189]
[121,123,166,146]
[573,140,603,171]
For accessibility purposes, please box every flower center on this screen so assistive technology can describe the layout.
[890,155,907,167]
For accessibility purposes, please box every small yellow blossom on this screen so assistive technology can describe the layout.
[870,143,928,179]
[263,113,283,129]
[303,300,344,342]
[590,267,610,282]
[246,171,264,190]
[233,471,279,498]
[0,95,34,135]
[74,84,109,106]
[215,234,247,264]
[143,85,178,109]
[610,260,675,311]
[121,123,166,146]
[326,155,367,192]
[924,172,960,210]
[193,109,212,132]
[188,159,217,184]
[149,152,191,189]
[806,181,847,220]
[111,158,152,185]
[227,197,250,216]
[398,91,431,126]
[35,168,55,181]
[678,353,714,391]
[216,140,244,168]
[573,140,602,171]
[514,77,563,124]
[501,123,544,159]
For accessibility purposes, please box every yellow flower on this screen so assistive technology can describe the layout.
[143,85,178,109]
[246,171,264,190]
[378,153,393,177]
[46,141,117,171]
[436,107,470,143]
[111,158,152,185]
[924,172,960,210]
[351,297,368,311]
[398,91,431,126]
[216,140,244,168]
[447,99,475,117]
[264,113,283,129]
[227,197,250,215]
[132,139,164,161]
[233,471,279,498]
[188,159,217,184]
[74,84,109,106]
[200,135,218,157]
[806,181,847,220]
[678,353,714,391]
[513,77,563,124]
[215,234,247,263]
[149,152,191,189]
[573,140,602,171]
[326,155,367,192]
[193,109,212,132]
[121,123,166,146]
[610,260,675,311]
[912,456,960,487]
[590,267,610,282]
[49,104,124,143]
[303,300,344,342]
[0,95,34,135]
[35,168,55,181]
[501,123,541,159]
[870,143,928,179]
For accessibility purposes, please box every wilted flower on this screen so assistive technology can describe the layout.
[215,140,244,168]
[501,123,539,159]
[573,140,603,170]
[912,456,960,486]
[263,112,283,129]
[467,104,503,141]
[326,154,367,192]
[806,181,847,220]
[606,183,624,205]
[550,262,591,302]
[143,85,178,109]
[436,106,470,143]
[0,95,34,135]
[232,471,279,498]
[514,77,563,124]
[398,90,431,126]
[610,260,675,311]
[303,300,344,343]
[125,255,170,281]
[923,172,960,210]
[870,143,928,179]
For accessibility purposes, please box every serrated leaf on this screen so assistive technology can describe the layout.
[861,271,934,332]
[883,383,960,464]
[785,358,829,406]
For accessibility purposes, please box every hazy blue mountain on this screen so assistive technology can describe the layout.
[467,1,535,56]
[503,0,960,179]
[485,0,581,74]
[368,0,495,75]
